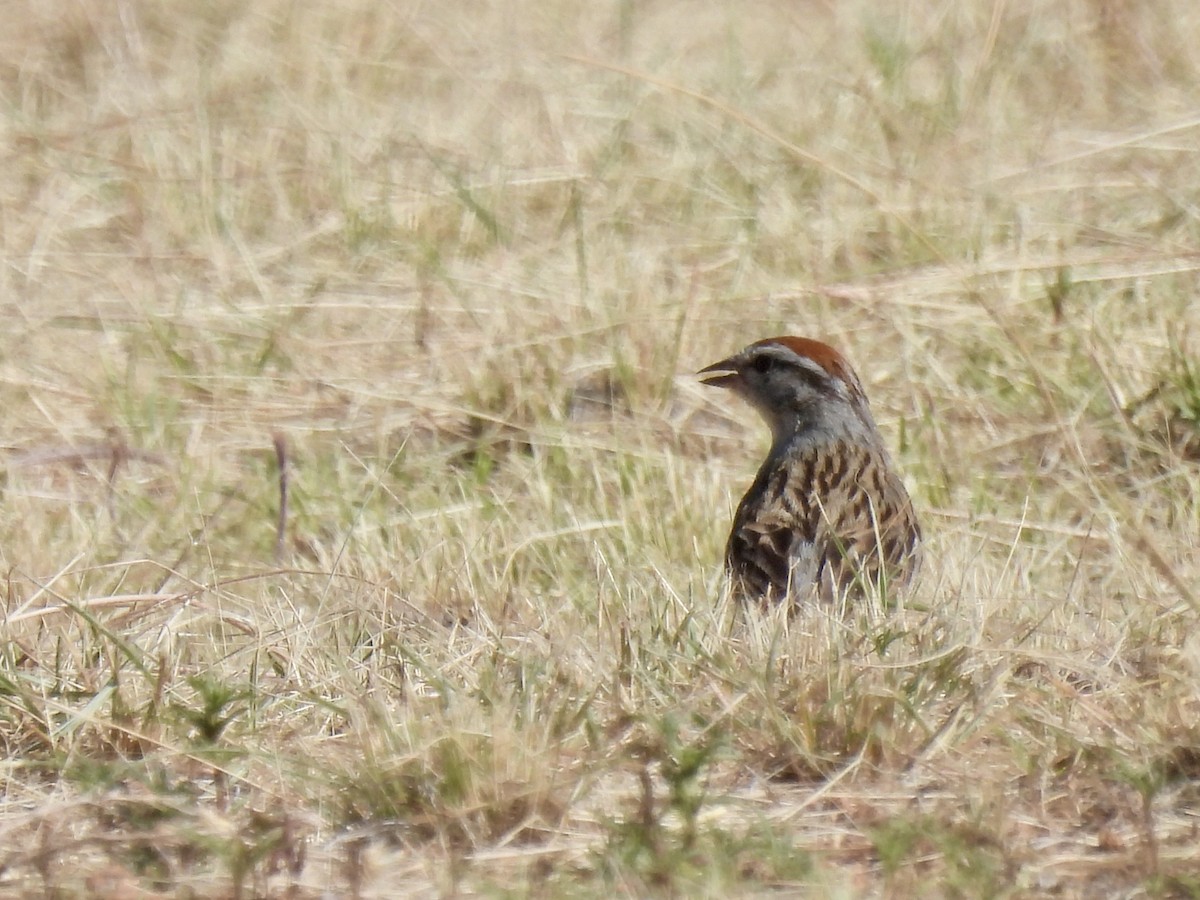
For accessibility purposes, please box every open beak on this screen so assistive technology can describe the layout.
[697,355,743,390]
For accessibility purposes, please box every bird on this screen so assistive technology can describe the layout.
[698,335,922,606]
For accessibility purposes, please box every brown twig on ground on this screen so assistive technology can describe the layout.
[273,432,289,563]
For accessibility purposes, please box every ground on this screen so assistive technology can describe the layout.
[2,1,1199,896]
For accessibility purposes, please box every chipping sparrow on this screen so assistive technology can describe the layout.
[699,336,922,605]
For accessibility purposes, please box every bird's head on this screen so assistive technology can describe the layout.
[698,336,876,446]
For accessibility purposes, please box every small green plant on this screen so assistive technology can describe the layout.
[871,813,1009,898]
[171,674,252,747]
[1166,344,1200,429]
[596,712,727,888]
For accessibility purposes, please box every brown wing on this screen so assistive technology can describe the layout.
[725,447,823,602]
[725,471,810,601]
[725,441,921,604]
[812,444,922,597]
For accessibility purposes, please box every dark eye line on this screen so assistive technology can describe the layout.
[801,369,832,392]
[749,354,832,392]
[785,361,832,392]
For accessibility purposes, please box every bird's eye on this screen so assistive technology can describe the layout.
[751,355,773,374]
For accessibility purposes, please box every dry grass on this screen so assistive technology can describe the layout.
[2,0,1200,896]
